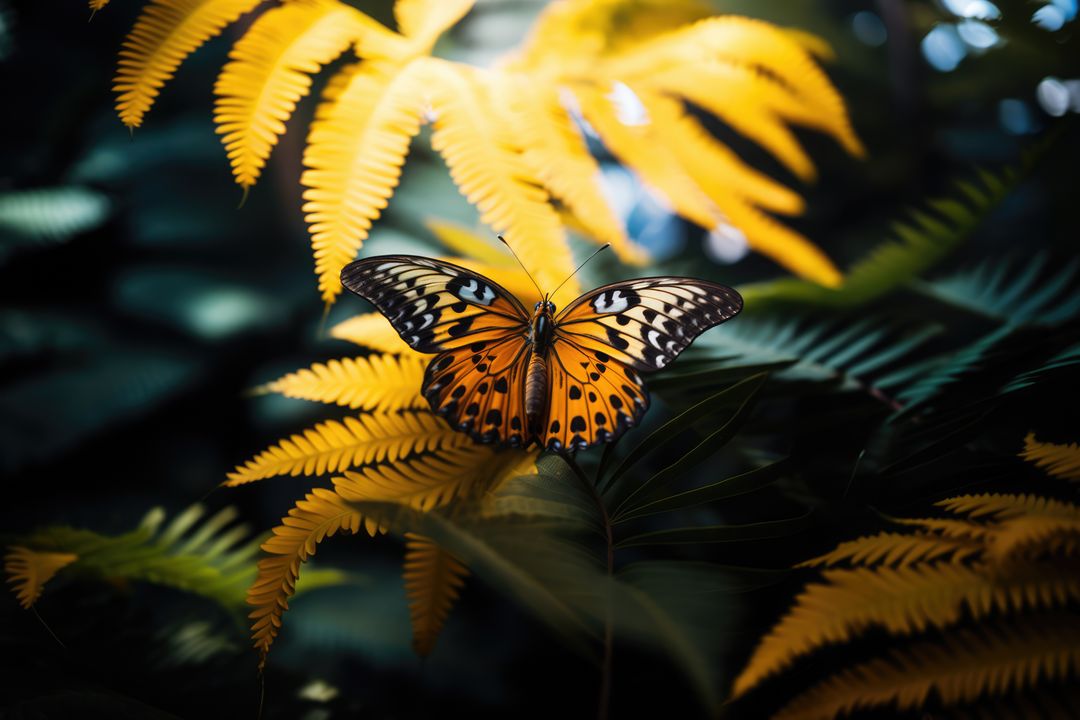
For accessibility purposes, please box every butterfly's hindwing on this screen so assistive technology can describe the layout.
[341,256,530,353]
[555,278,743,373]
[423,334,531,447]
[544,337,649,451]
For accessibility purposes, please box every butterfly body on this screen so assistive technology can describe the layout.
[341,255,742,453]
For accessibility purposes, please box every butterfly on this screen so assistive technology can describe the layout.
[340,247,742,452]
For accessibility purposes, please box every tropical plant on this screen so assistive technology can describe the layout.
[96,0,862,303]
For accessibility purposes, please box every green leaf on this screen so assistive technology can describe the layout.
[615,511,814,549]
[611,374,768,519]
[614,458,791,524]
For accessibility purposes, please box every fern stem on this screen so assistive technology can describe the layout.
[566,454,614,720]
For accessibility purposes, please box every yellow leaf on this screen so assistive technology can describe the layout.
[225,411,469,486]
[937,493,1080,522]
[302,59,430,303]
[247,488,371,668]
[425,62,579,307]
[425,219,511,267]
[572,82,718,229]
[334,446,537,511]
[4,546,78,609]
[500,76,645,265]
[731,561,1080,697]
[775,615,1080,720]
[213,0,372,189]
[1022,432,1080,481]
[113,0,264,128]
[264,353,428,412]
[394,0,475,47]
[90,0,111,12]
[403,533,469,657]
[797,531,983,569]
[329,312,421,356]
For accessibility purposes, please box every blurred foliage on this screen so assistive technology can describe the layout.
[1,0,1079,719]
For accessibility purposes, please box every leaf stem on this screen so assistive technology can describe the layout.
[566,454,614,720]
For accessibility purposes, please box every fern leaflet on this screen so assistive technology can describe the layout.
[1022,432,1080,481]
[393,0,475,47]
[774,615,1080,720]
[403,533,469,656]
[4,547,78,609]
[936,494,1080,522]
[262,354,427,412]
[226,411,469,485]
[798,531,982,568]
[330,312,422,356]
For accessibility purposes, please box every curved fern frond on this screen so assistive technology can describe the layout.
[4,546,78,609]
[334,446,537,512]
[892,516,992,541]
[918,253,1080,327]
[114,0,263,128]
[213,0,373,189]
[302,59,429,303]
[329,312,421,356]
[394,0,475,47]
[426,63,578,305]
[774,614,1080,720]
[1022,432,1080,481]
[247,488,371,668]
[90,0,111,12]
[263,354,427,411]
[798,532,982,569]
[989,515,1080,563]
[731,561,1080,697]
[501,77,644,265]
[403,533,469,657]
[937,494,1080,522]
[226,411,468,485]
[602,17,863,159]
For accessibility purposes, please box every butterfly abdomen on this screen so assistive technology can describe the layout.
[525,353,548,435]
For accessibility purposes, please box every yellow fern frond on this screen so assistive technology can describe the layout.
[403,533,469,656]
[602,17,863,158]
[302,60,430,303]
[247,487,371,668]
[774,615,1080,720]
[4,546,79,609]
[425,62,579,306]
[213,0,372,189]
[798,532,983,569]
[426,219,511,267]
[501,76,645,265]
[329,312,421,357]
[892,516,992,541]
[572,82,717,230]
[394,0,475,47]
[113,0,263,128]
[988,515,1080,564]
[264,354,427,411]
[1022,432,1080,481]
[731,561,1080,697]
[938,494,1080,522]
[225,411,468,486]
[334,446,537,511]
[90,0,111,12]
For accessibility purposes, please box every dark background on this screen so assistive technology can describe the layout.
[1,1,1077,717]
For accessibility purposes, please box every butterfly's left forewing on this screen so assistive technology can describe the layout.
[341,256,532,446]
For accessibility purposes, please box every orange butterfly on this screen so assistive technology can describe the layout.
[341,246,742,452]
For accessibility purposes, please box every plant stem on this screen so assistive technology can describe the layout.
[566,455,614,720]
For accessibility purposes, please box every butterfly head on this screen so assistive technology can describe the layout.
[534,300,557,316]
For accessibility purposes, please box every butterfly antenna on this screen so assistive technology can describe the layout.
[549,243,610,301]
[498,235,546,300]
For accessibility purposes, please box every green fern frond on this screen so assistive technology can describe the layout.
[1022,432,1080,481]
[774,614,1080,720]
[739,165,1024,310]
[225,411,469,486]
[4,546,79,609]
[798,531,982,568]
[262,354,427,412]
[917,253,1080,327]
[403,533,469,657]
[114,0,264,128]
[0,187,110,254]
[1004,342,1080,395]
[247,488,372,668]
[731,561,1080,697]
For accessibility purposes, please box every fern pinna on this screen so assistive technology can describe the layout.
[98,0,860,303]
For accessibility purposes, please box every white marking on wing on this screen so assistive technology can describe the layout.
[457,279,496,306]
[593,290,630,314]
